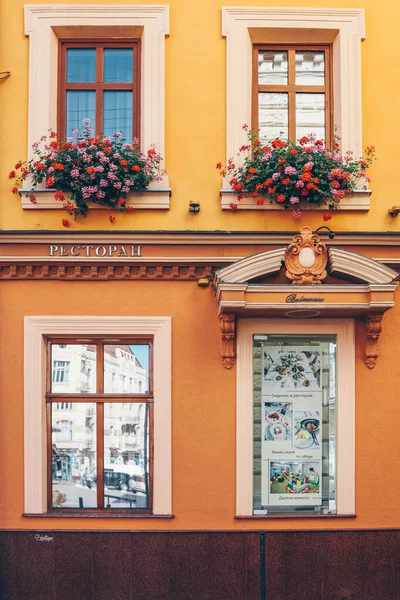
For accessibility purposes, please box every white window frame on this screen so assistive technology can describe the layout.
[236,318,355,517]
[22,4,170,210]
[221,7,368,210]
[24,316,172,515]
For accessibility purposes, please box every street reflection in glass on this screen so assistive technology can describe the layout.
[51,403,97,509]
[51,344,97,393]
[103,403,149,509]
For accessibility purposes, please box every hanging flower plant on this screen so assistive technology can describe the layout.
[216,126,375,217]
[10,119,163,219]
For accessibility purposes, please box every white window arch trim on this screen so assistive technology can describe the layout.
[24,315,172,515]
[22,5,170,210]
[221,7,367,209]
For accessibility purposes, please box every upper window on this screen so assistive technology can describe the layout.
[253,45,332,146]
[59,42,140,142]
[48,339,152,513]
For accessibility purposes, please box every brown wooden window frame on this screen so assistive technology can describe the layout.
[252,44,333,147]
[58,40,141,140]
[46,336,153,515]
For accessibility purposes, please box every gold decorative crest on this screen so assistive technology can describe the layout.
[284,226,328,285]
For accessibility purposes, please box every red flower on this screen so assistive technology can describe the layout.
[240,145,251,152]
[119,159,128,167]
[50,131,57,139]
[117,198,126,205]
[289,149,298,155]
[86,167,96,174]
[15,162,22,169]
[54,190,65,201]
[229,202,238,210]
[233,183,243,191]
[301,190,309,197]
[65,202,75,212]
[131,165,141,172]
[281,177,290,185]
[237,193,244,201]
[323,214,332,221]
[299,136,309,145]
[253,141,260,148]
[62,218,70,227]
[103,147,112,154]
[315,140,324,146]
[216,162,222,169]
[8,171,16,178]
[46,177,55,187]
[11,187,18,194]
[109,215,116,224]
[303,164,313,172]
[126,206,134,213]
[256,199,265,205]
[276,194,286,203]
[271,139,283,149]
[267,187,276,195]
[29,194,37,204]
[147,148,157,157]
[300,172,312,182]
[278,158,286,165]
[54,163,64,171]
[50,141,59,148]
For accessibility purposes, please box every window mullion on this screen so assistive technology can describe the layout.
[96,402,104,509]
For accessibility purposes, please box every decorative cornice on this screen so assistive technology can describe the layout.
[0,263,215,281]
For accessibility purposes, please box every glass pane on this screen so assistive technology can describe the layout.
[103,91,133,140]
[104,344,149,394]
[258,50,288,85]
[253,335,336,515]
[103,403,150,509]
[66,48,96,83]
[104,48,134,83]
[296,93,325,143]
[52,403,97,509]
[66,90,96,138]
[51,344,96,393]
[258,92,288,144]
[295,51,325,86]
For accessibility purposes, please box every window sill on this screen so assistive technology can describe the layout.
[19,186,171,211]
[221,189,371,211]
[23,512,175,519]
[235,514,356,520]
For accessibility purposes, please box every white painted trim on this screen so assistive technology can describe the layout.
[24,316,171,515]
[221,7,366,201]
[236,318,355,516]
[24,5,170,188]
[19,187,171,211]
[221,190,371,212]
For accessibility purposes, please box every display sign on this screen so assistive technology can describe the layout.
[48,244,142,257]
[260,344,324,508]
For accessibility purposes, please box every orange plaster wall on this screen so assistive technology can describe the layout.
[0,279,399,531]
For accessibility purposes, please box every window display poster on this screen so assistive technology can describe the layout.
[261,344,323,507]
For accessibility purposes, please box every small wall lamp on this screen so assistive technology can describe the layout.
[314,226,335,240]
[389,207,400,218]
[189,201,200,214]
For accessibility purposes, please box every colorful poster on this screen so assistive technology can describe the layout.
[261,344,323,507]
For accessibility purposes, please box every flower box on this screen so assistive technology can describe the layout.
[220,188,371,211]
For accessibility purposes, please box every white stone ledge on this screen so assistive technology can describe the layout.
[19,188,171,210]
[220,189,371,211]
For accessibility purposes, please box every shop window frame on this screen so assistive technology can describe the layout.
[23,316,172,517]
[236,318,355,518]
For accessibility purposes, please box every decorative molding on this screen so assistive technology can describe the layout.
[214,248,284,284]
[19,187,171,211]
[2,231,400,247]
[24,315,172,515]
[219,314,236,369]
[0,263,214,280]
[284,226,328,285]
[24,4,169,187]
[365,313,384,369]
[221,190,371,212]
[221,6,365,201]
[329,248,398,284]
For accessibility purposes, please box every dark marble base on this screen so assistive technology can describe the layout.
[0,529,398,599]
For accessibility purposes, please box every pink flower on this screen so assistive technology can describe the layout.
[292,209,302,218]
[284,166,297,175]
[289,196,300,204]
[295,181,305,189]
[272,173,280,180]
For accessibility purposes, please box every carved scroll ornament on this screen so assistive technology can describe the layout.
[284,226,328,285]
[365,313,383,369]
[219,314,236,369]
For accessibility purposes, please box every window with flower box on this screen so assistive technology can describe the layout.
[253,45,332,146]
[48,338,152,513]
[58,41,140,142]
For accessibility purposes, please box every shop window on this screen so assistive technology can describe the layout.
[48,339,152,512]
[24,316,171,516]
[58,42,140,142]
[253,46,332,146]
[236,319,355,517]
